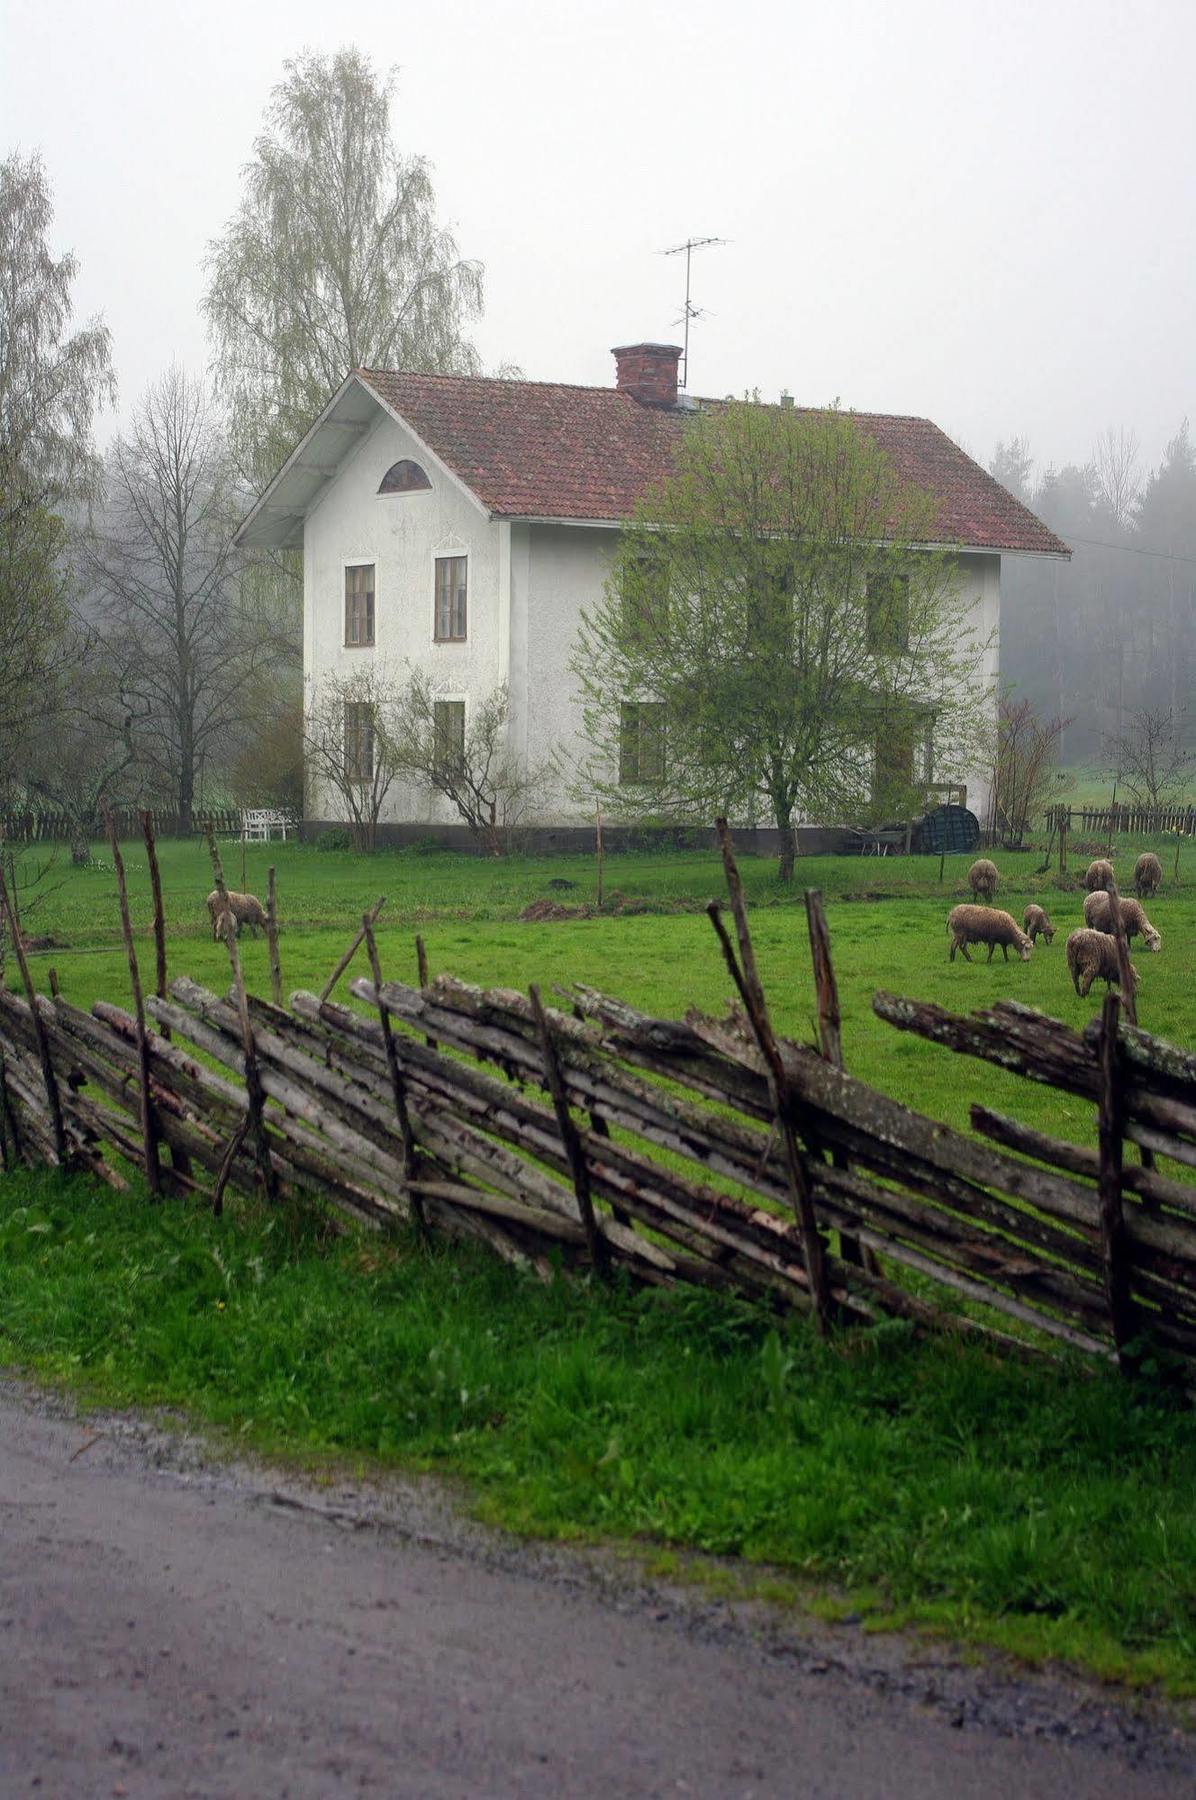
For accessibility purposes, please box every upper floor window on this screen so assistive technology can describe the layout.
[345,563,375,647]
[621,547,670,644]
[619,701,666,785]
[434,555,468,642]
[865,572,910,654]
[378,459,431,495]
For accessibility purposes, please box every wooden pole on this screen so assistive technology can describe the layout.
[266,866,283,1008]
[1097,991,1137,1370]
[530,983,610,1277]
[415,934,437,1050]
[805,888,873,1273]
[104,804,161,1199]
[596,804,605,911]
[362,916,426,1234]
[318,896,386,1002]
[206,827,278,1204]
[141,810,169,1016]
[712,819,832,1334]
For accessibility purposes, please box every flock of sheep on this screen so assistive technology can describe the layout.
[946,851,1164,999]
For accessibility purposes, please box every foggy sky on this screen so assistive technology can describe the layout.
[3,0,1193,478]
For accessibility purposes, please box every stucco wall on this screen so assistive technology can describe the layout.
[303,413,502,825]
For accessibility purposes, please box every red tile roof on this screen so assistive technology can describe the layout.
[355,369,1069,556]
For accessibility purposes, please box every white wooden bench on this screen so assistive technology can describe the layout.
[240,808,295,843]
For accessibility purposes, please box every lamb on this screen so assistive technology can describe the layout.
[1134,851,1163,898]
[967,858,999,902]
[1022,903,1055,944]
[1066,928,1140,998]
[1084,858,1115,893]
[947,904,1032,963]
[205,888,268,940]
[1081,890,1161,951]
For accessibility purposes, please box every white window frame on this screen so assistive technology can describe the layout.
[430,547,470,646]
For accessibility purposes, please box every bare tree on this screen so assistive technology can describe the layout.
[87,367,280,833]
[203,46,483,489]
[390,674,557,853]
[22,631,140,864]
[990,693,1072,845]
[1093,427,1142,530]
[303,663,405,852]
[0,152,114,767]
[1103,705,1194,809]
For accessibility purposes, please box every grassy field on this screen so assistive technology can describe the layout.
[7,829,1194,1148]
[5,833,1196,1687]
[5,1165,1196,1693]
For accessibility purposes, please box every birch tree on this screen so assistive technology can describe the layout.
[0,151,114,767]
[203,46,483,487]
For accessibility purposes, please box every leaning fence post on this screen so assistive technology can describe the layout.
[711,819,832,1335]
[805,889,874,1274]
[1096,991,1137,1369]
[103,805,162,1199]
[530,983,610,1277]
[318,896,386,1002]
[206,828,278,1205]
[362,916,427,1236]
[266,866,283,1008]
[0,851,68,1167]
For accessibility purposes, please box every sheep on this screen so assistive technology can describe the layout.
[1081,890,1162,951]
[1134,851,1163,898]
[1066,928,1140,998]
[947,904,1032,963]
[967,858,999,902]
[1022,903,1055,944]
[1084,858,1115,893]
[205,888,268,940]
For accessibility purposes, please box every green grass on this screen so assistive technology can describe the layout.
[5,1165,1196,1692]
[9,829,1195,1148]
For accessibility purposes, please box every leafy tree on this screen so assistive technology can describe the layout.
[0,151,114,763]
[572,401,992,881]
[87,366,281,833]
[203,46,484,487]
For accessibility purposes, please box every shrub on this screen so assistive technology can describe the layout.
[315,827,353,852]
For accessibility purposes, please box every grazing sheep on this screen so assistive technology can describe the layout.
[1022,903,1055,944]
[947,904,1032,963]
[1134,851,1163,898]
[1081,890,1162,951]
[967,858,999,902]
[1067,928,1140,998]
[205,888,268,939]
[1084,858,1115,893]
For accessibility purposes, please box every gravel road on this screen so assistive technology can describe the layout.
[2,1376,1193,1798]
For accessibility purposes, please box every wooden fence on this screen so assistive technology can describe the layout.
[1044,802,1196,838]
[0,807,244,845]
[1,816,1195,1378]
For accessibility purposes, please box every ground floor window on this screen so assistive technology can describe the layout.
[433,699,466,773]
[619,701,666,784]
[345,702,375,783]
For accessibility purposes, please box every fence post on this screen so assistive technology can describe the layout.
[530,983,610,1277]
[362,916,426,1236]
[266,866,283,1008]
[206,828,279,1205]
[1097,992,1137,1370]
[104,805,162,1199]
[805,889,875,1275]
[711,819,832,1335]
[0,860,66,1168]
[318,896,386,1002]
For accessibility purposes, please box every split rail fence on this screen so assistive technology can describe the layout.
[1044,802,1196,838]
[1,816,1196,1378]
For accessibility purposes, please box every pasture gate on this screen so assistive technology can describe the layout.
[0,814,1195,1379]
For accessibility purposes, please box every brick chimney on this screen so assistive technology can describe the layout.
[611,343,682,408]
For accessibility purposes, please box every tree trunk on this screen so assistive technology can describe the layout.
[777,815,797,884]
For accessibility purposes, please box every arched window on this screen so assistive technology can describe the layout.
[378,459,431,495]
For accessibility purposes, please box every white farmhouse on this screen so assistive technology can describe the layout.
[235,343,1068,846]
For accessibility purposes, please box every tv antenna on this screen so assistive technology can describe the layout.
[660,235,727,389]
